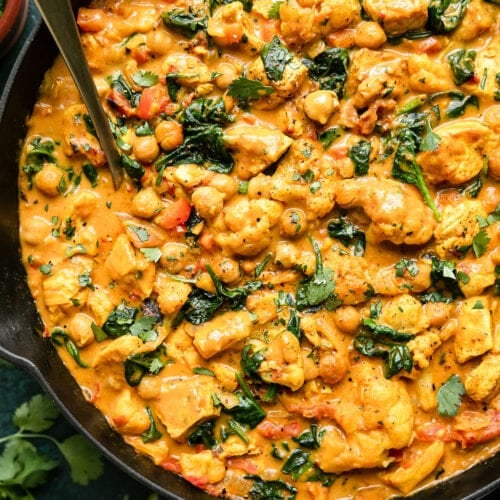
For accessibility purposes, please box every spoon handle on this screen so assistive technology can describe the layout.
[33,0,123,189]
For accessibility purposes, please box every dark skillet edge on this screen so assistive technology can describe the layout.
[0,7,498,500]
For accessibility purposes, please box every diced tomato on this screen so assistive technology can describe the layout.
[412,36,446,55]
[131,45,151,65]
[415,422,455,443]
[107,88,135,117]
[260,19,279,42]
[227,457,258,474]
[257,420,301,440]
[137,85,170,120]
[77,8,106,32]
[161,456,182,474]
[112,415,128,427]
[155,198,192,230]
[198,230,216,252]
[326,29,356,48]
[184,475,209,489]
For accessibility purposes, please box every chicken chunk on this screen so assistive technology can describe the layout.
[464,353,500,401]
[192,310,253,359]
[153,375,220,440]
[363,0,428,35]
[417,120,493,185]
[223,123,293,179]
[335,177,436,246]
[105,233,155,299]
[380,441,445,494]
[454,297,493,363]
[408,54,455,94]
[434,200,486,259]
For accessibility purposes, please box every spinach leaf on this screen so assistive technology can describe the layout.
[222,373,266,428]
[448,49,476,85]
[107,72,140,107]
[303,48,349,98]
[241,344,266,379]
[318,126,341,149]
[121,154,145,181]
[177,287,224,325]
[327,217,366,256]
[281,449,312,480]
[82,162,98,187]
[419,254,466,302]
[244,474,297,499]
[141,407,162,443]
[446,93,479,118]
[348,139,371,176]
[102,301,138,337]
[362,318,415,342]
[261,36,293,81]
[293,424,323,449]
[187,419,218,449]
[296,238,336,311]
[427,0,470,33]
[392,128,440,220]
[180,97,234,127]
[23,137,57,189]
[161,8,208,38]
[51,328,88,368]
[124,345,169,386]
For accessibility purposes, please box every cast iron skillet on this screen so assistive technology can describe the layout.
[0,3,498,499]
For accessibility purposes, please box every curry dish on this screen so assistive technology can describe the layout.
[18,0,500,497]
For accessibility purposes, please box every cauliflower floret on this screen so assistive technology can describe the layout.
[154,274,192,315]
[379,295,429,334]
[434,200,486,258]
[335,177,436,246]
[251,330,304,391]
[312,361,414,473]
[454,297,493,363]
[418,120,493,185]
[464,353,500,401]
[363,0,428,35]
[279,0,316,47]
[316,0,360,33]
[407,331,442,369]
[161,54,214,93]
[223,123,293,179]
[408,54,455,94]
[214,198,283,256]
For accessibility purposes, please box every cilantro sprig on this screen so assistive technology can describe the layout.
[437,374,466,417]
[0,394,103,498]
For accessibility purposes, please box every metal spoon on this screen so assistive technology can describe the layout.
[33,0,123,189]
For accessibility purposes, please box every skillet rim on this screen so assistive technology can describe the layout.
[0,3,498,500]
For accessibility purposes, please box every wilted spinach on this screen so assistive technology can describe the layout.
[303,48,349,98]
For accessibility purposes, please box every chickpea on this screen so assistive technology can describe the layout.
[72,190,98,219]
[214,61,240,90]
[247,174,273,199]
[487,149,500,180]
[21,216,52,246]
[192,186,225,219]
[155,120,184,151]
[303,90,339,125]
[280,208,307,238]
[354,21,387,49]
[209,174,238,199]
[334,306,361,334]
[483,105,500,132]
[275,241,300,268]
[159,242,191,273]
[146,29,173,55]
[34,164,63,197]
[137,377,162,399]
[132,187,163,219]
[68,313,95,347]
[133,135,160,164]
[215,257,240,284]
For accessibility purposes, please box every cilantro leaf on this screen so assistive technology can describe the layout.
[268,1,283,19]
[58,435,104,485]
[472,229,491,257]
[437,374,465,417]
[420,118,441,152]
[395,258,419,278]
[13,395,60,433]
[131,70,158,88]
[227,77,274,104]
[0,439,58,489]
[140,247,162,263]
